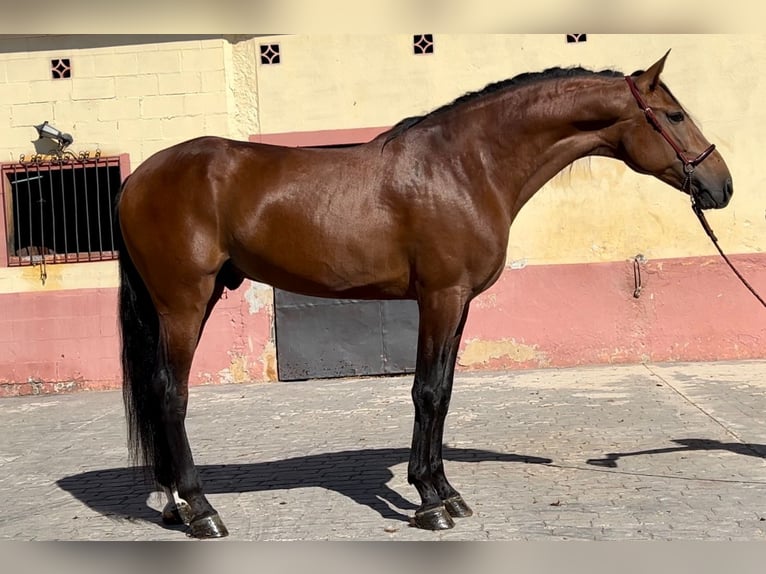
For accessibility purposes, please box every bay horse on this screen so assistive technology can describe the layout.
[115,51,733,538]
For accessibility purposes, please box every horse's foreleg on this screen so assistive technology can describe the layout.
[430,304,473,520]
[408,288,471,530]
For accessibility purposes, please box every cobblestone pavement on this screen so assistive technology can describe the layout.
[2,360,766,541]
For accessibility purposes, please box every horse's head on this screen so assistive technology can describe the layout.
[617,51,733,210]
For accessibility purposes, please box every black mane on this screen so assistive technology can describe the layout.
[382,66,626,146]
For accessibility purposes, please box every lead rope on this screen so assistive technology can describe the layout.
[686,173,766,308]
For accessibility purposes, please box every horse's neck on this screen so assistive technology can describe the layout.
[461,78,626,219]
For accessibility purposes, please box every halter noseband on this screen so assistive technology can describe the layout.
[624,75,716,185]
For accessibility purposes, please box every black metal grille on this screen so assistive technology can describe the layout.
[1,155,124,266]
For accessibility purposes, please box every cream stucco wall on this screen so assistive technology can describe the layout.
[249,34,766,265]
[1,34,764,294]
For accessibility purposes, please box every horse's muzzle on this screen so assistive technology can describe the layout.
[694,177,733,210]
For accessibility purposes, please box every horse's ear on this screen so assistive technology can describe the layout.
[636,49,671,92]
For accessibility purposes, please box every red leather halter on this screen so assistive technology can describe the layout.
[625,75,716,179]
[625,75,766,309]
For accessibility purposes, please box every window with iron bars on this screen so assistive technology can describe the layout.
[1,154,128,267]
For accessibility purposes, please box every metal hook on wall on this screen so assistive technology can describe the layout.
[632,254,646,298]
[31,252,47,286]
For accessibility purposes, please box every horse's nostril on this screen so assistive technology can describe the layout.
[725,178,733,200]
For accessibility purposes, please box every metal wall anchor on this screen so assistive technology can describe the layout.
[633,254,645,298]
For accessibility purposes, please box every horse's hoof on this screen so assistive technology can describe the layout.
[187,513,229,539]
[443,495,473,518]
[162,501,193,525]
[410,505,455,530]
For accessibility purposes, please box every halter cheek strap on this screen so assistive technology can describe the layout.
[624,75,716,177]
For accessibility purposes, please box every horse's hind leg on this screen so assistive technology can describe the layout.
[155,279,229,538]
[159,281,227,529]
[408,288,471,530]
[161,486,192,525]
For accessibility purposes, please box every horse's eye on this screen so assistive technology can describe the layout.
[667,111,685,124]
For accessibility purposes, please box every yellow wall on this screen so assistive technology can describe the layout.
[1,34,764,294]
[250,34,766,266]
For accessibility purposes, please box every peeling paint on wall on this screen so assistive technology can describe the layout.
[217,354,251,385]
[0,261,119,295]
[458,338,550,368]
[473,293,498,309]
[244,281,273,314]
[260,341,278,382]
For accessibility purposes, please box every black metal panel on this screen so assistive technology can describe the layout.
[381,299,419,373]
[274,289,418,381]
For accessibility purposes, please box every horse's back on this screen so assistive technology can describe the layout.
[118,136,416,298]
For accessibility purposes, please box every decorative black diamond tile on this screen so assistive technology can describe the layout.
[51,58,71,79]
[566,34,587,43]
[414,34,434,55]
[260,44,281,65]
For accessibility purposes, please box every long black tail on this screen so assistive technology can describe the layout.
[115,190,168,484]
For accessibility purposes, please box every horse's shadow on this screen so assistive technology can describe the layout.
[586,438,766,468]
[56,446,551,528]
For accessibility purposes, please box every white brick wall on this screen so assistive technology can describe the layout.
[184,93,227,116]
[93,53,139,77]
[160,115,205,139]
[116,118,163,140]
[0,81,31,104]
[201,70,226,93]
[115,75,159,98]
[27,80,72,104]
[53,99,98,122]
[5,58,49,82]
[158,72,202,96]
[68,55,95,79]
[181,49,225,72]
[98,98,140,121]
[0,36,231,164]
[74,119,119,149]
[71,78,116,101]
[137,51,181,75]
[140,94,185,119]
[204,114,230,137]
[11,102,54,128]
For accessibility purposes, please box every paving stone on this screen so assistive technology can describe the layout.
[2,360,766,540]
